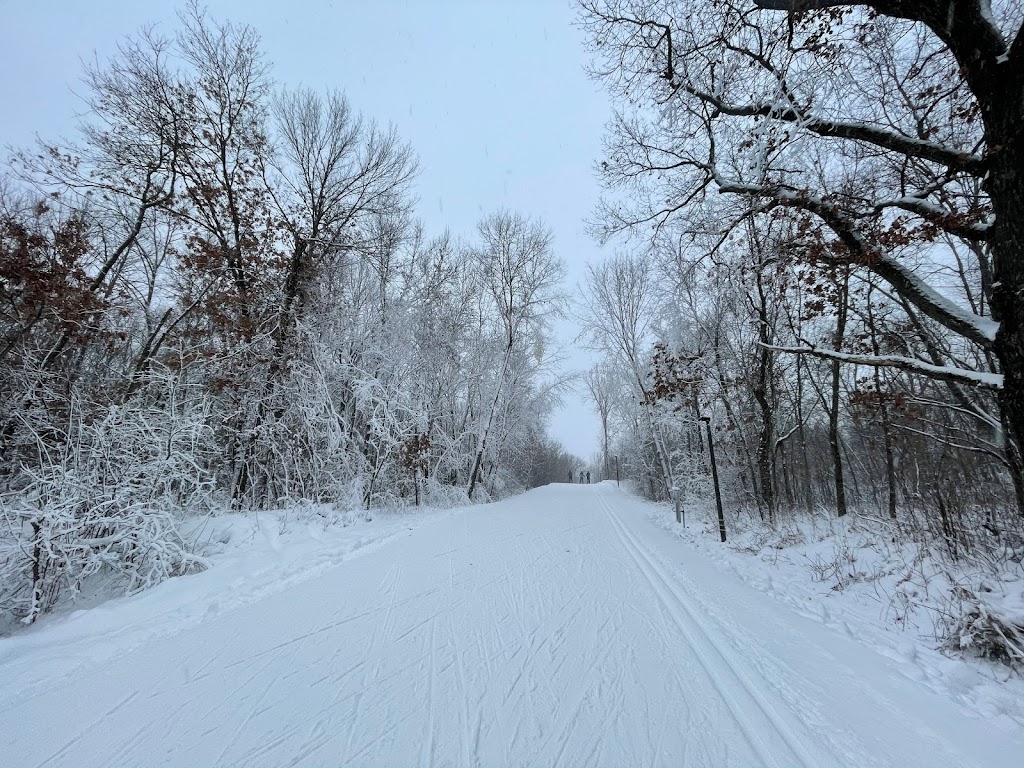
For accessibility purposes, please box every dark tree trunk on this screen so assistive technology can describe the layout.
[987,115,1024,519]
[29,520,42,623]
[830,270,850,517]
[796,354,813,513]
[867,293,898,522]
[752,272,777,524]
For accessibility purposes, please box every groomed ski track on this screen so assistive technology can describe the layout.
[2,483,1019,767]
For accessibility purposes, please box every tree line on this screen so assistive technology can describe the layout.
[576,0,1024,562]
[0,5,568,624]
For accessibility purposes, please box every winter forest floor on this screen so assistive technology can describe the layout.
[2,483,1022,767]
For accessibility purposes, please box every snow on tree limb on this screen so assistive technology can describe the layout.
[685,85,985,175]
[872,196,992,242]
[870,254,1000,345]
[714,174,999,348]
[764,343,1003,389]
[752,0,857,9]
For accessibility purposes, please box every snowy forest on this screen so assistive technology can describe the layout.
[2,0,1023,667]
[578,1,1019,527]
[3,2,1024,764]
[0,7,576,623]
[573,1,1024,658]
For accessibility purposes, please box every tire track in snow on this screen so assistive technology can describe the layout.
[598,490,832,768]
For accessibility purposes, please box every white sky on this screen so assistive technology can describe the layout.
[0,0,611,461]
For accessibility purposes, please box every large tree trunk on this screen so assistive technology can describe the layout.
[468,346,512,500]
[601,411,610,480]
[754,358,776,524]
[987,104,1024,518]
[752,271,777,524]
[796,354,813,513]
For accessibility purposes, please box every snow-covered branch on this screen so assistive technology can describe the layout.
[872,196,991,243]
[764,343,1003,389]
[714,175,999,348]
[683,84,985,174]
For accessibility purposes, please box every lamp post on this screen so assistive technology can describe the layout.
[700,415,727,543]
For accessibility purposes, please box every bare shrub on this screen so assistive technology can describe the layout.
[947,585,1024,669]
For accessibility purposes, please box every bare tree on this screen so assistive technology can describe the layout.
[579,0,1024,509]
[467,211,565,499]
[267,87,418,342]
[580,251,677,497]
[583,363,617,478]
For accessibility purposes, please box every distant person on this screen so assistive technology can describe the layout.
[568,471,573,483]
[579,470,584,483]
[586,471,591,484]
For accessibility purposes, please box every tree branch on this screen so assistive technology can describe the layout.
[872,196,991,242]
[764,342,1003,388]
[715,175,998,347]
[686,86,985,174]
[752,0,857,8]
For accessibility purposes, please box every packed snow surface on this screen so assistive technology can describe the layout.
[2,483,1021,767]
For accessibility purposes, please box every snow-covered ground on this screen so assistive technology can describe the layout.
[2,483,1021,767]
[646,495,1024,730]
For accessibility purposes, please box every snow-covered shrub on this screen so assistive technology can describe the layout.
[803,539,865,591]
[0,492,203,626]
[421,478,475,509]
[0,392,213,626]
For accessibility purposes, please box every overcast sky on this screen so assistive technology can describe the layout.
[0,0,613,462]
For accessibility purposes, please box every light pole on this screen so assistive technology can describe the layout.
[700,415,727,543]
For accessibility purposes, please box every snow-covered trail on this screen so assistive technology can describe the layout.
[2,484,1020,767]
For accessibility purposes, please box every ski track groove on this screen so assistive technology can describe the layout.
[228,722,305,766]
[419,618,437,768]
[598,490,827,768]
[447,547,476,768]
[211,640,302,768]
[33,691,139,768]
[342,706,421,766]
[341,562,401,763]
[533,616,622,767]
